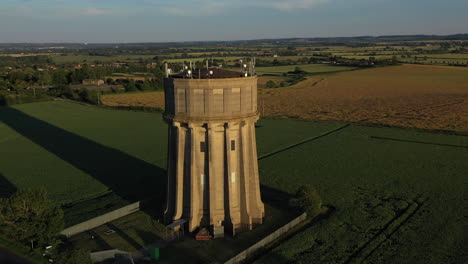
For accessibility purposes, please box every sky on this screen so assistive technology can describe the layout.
[0,0,467,43]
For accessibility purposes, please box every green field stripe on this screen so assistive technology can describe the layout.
[370,136,468,149]
[258,124,350,161]
[346,198,427,264]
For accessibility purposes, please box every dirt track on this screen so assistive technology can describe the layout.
[260,65,468,131]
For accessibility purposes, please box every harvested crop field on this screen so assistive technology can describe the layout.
[102,91,165,108]
[260,64,468,131]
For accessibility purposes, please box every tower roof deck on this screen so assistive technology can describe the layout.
[171,68,250,79]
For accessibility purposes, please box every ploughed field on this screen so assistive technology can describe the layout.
[261,64,468,131]
[102,91,165,108]
[0,101,466,263]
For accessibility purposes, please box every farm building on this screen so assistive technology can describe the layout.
[82,79,105,86]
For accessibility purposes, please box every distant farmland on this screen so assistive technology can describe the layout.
[102,64,468,132]
[261,64,468,131]
[255,64,357,75]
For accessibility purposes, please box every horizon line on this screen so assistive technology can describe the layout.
[0,33,467,45]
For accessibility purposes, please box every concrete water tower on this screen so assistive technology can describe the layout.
[163,65,264,237]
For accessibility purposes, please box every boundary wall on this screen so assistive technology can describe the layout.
[225,212,307,264]
[60,201,140,238]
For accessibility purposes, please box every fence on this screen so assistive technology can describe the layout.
[60,201,140,238]
[225,212,307,264]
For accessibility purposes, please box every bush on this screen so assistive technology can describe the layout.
[52,247,92,264]
[296,184,322,218]
[78,88,89,102]
[266,80,278,88]
[0,91,51,106]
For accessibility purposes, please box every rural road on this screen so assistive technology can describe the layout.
[0,247,34,264]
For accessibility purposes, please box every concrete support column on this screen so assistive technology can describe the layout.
[164,125,176,223]
[173,122,185,221]
[208,123,225,227]
[239,120,252,230]
[188,123,202,231]
[247,119,264,224]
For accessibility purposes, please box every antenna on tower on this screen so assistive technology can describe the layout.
[206,59,209,70]
[165,63,169,78]
[253,57,256,75]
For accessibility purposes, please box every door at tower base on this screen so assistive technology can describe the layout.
[164,120,265,237]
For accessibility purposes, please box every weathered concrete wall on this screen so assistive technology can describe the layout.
[164,76,258,121]
[224,212,307,264]
[60,202,140,238]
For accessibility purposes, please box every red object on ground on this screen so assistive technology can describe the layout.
[195,228,211,241]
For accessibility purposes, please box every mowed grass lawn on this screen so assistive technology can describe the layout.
[255,64,357,75]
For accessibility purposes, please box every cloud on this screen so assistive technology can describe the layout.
[81,7,113,16]
[143,0,331,16]
[162,1,230,16]
[268,0,330,11]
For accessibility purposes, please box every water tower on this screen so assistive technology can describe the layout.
[163,63,264,237]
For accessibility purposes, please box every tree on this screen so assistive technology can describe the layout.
[52,70,68,85]
[125,79,137,92]
[140,78,152,91]
[266,80,278,88]
[295,184,322,218]
[56,85,73,99]
[78,88,90,102]
[0,188,64,248]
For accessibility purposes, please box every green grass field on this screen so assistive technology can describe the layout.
[255,125,468,264]
[1,101,467,263]
[255,64,357,75]
[0,102,337,226]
